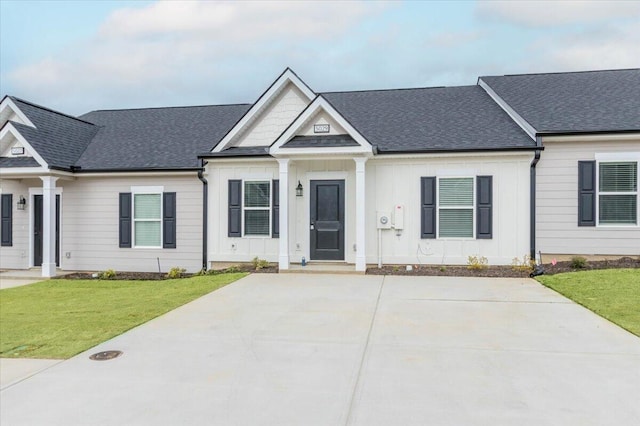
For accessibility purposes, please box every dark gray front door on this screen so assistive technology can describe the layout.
[310,180,345,261]
[33,195,60,267]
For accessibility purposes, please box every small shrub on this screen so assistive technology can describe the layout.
[467,255,488,271]
[166,267,186,279]
[98,269,116,280]
[511,255,536,273]
[224,265,241,274]
[570,256,588,269]
[252,257,270,271]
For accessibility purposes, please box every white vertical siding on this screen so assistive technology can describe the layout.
[206,153,532,266]
[537,138,640,256]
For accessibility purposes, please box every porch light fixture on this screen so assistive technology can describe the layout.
[296,181,303,197]
[17,195,26,210]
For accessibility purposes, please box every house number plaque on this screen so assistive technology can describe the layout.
[313,124,330,133]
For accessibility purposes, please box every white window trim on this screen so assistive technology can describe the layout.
[595,159,639,228]
[242,179,272,238]
[436,176,476,239]
[131,186,164,248]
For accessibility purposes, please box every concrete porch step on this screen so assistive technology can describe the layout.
[281,263,364,275]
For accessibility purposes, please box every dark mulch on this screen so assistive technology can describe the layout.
[366,257,640,277]
[62,264,278,280]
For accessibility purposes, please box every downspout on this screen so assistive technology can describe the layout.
[197,159,208,271]
[530,136,543,260]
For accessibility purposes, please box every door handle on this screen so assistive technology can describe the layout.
[310,223,315,230]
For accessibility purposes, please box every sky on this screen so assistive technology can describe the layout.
[1,0,639,116]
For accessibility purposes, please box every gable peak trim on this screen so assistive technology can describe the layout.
[270,95,373,156]
[212,68,316,153]
[0,96,36,128]
[0,123,49,169]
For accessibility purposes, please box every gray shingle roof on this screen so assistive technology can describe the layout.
[322,86,535,153]
[0,156,40,168]
[78,104,251,170]
[282,135,359,148]
[201,146,270,158]
[9,97,99,169]
[480,69,640,133]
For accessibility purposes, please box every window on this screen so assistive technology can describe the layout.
[438,177,474,238]
[598,162,638,225]
[243,181,271,236]
[134,193,162,247]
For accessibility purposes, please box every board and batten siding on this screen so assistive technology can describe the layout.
[61,175,203,273]
[0,178,31,269]
[206,152,532,266]
[537,137,640,256]
[367,153,532,265]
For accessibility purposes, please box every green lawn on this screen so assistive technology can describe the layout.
[537,269,640,337]
[0,273,246,359]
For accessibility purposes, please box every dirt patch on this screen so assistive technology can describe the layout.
[366,256,640,277]
[63,264,278,280]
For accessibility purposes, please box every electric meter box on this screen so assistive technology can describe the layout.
[377,211,392,229]
[393,204,405,229]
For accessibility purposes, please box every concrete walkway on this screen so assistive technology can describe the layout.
[1,274,639,425]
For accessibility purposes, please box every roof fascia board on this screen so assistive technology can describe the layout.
[212,68,316,153]
[0,123,49,168]
[0,97,36,128]
[370,150,537,161]
[477,78,537,140]
[72,170,199,178]
[270,96,373,156]
[0,167,48,176]
[542,132,640,143]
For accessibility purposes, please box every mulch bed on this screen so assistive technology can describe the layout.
[63,264,278,280]
[366,257,640,278]
[61,257,639,280]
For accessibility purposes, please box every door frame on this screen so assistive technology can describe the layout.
[306,172,348,262]
[28,187,63,268]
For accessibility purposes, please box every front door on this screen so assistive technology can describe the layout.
[310,180,345,261]
[33,194,60,267]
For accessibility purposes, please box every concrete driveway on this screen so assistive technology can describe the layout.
[1,274,639,425]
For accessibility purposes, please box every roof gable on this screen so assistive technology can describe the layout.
[479,69,640,134]
[212,68,315,152]
[0,96,36,128]
[270,95,373,156]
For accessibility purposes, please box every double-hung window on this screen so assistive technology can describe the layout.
[438,177,474,238]
[598,161,638,225]
[134,192,162,247]
[243,181,271,236]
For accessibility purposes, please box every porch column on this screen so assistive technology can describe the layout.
[40,176,58,277]
[278,158,290,270]
[354,157,367,271]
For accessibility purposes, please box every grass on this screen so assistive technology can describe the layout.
[0,273,246,359]
[537,269,640,337]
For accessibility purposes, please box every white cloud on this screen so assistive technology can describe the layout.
[6,1,390,114]
[476,0,640,27]
[528,22,640,71]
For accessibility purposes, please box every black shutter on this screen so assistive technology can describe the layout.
[119,193,132,248]
[421,177,436,238]
[476,176,493,239]
[1,194,12,247]
[272,180,279,238]
[228,180,242,237]
[163,192,177,248]
[578,161,596,227]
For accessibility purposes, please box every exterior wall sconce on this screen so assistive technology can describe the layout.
[17,195,27,210]
[296,181,303,197]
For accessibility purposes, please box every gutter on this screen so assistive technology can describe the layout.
[530,136,543,260]
[197,159,208,271]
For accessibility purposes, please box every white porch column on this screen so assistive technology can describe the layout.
[278,158,290,270]
[354,157,367,271]
[40,176,58,277]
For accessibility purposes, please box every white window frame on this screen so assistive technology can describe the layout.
[131,186,163,248]
[242,180,272,238]
[595,158,639,228]
[436,176,476,239]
